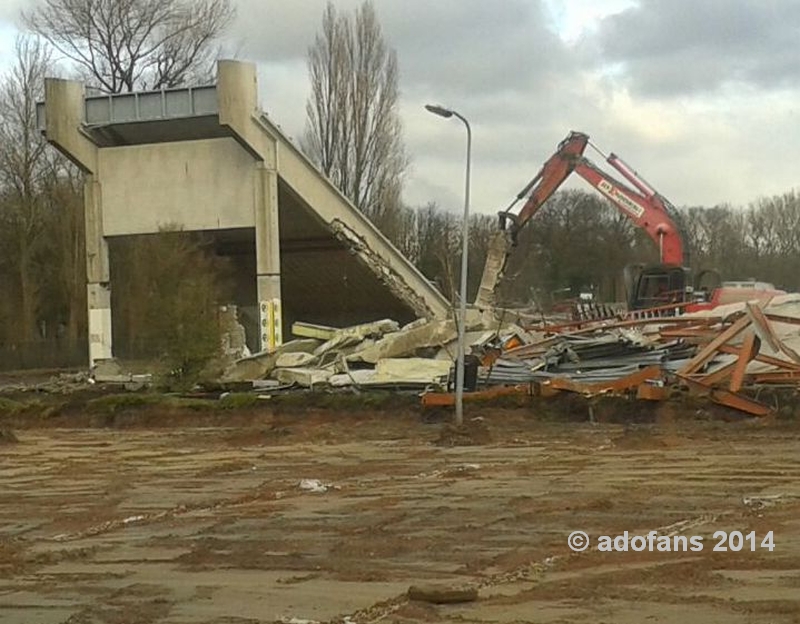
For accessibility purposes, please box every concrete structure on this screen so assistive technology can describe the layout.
[38,60,449,365]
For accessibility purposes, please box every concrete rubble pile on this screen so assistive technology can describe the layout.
[222,293,800,418]
[223,316,528,392]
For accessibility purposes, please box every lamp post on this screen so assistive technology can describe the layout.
[425,103,471,426]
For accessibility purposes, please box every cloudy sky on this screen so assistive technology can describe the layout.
[1,0,799,215]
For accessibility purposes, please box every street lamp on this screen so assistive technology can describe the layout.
[425,103,471,426]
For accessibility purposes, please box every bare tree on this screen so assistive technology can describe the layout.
[303,1,408,221]
[24,0,235,93]
[0,37,54,343]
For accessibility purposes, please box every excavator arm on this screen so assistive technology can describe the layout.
[475,131,685,309]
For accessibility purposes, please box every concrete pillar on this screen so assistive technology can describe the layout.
[84,177,113,363]
[44,77,107,366]
[255,164,282,351]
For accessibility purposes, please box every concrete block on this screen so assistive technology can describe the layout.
[273,367,332,388]
[314,319,399,357]
[373,358,451,384]
[221,338,322,382]
[275,352,317,368]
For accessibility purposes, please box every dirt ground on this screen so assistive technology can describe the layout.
[2,405,800,623]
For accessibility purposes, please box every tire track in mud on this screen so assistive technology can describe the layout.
[318,505,796,624]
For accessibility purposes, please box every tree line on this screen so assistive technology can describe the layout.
[1,0,798,373]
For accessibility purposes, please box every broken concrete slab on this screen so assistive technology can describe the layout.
[348,319,467,364]
[221,338,323,382]
[275,352,317,368]
[292,321,337,341]
[219,304,250,359]
[273,367,333,388]
[374,358,451,385]
[329,369,377,387]
[327,358,451,389]
[313,319,399,357]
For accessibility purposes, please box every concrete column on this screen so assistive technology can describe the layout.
[43,77,108,367]
[255,164,282,351]
[84,177,112,364]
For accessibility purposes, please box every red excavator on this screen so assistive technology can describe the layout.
[475,131,750,312]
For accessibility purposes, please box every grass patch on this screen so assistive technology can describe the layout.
[86,393,217,416]
[0,397,24,416]
[218,392,260,410]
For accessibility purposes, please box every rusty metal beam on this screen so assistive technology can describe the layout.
[421,384,530,407]
[746,303,781,352]
[678,315,751,375]
[679,376,773,417]
[548,365,662,396]
[717,343,800,371]
[751,371,800,383]
[692,360,738,386]
[729,331,759,393]
[765,313,800,326]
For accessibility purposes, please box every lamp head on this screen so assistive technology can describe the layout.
[425,104,454,118]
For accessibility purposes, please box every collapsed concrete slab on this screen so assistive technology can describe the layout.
[221,338,321,382]
[348,318,486,364]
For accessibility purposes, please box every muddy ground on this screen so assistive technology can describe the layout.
[2,401,800,623]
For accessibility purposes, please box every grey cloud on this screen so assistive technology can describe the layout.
[593,0,800,96]
[0,0,27,24]
[227,0,577,100]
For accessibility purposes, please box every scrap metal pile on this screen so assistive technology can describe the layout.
[224,294,800,418]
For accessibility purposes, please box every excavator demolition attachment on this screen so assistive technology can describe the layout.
[474,131,690,312]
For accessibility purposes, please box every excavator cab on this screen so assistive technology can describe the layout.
[625,264,693,311]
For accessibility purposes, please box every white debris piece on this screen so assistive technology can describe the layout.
[373,357,451,384]
[328,369,377,387]
[298,479,333,493]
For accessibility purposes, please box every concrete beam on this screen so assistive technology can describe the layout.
[43,78,98,173]
[255,112,450,320]
[215,59,449,324]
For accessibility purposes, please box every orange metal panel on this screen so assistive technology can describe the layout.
[420,385,530,407]
[636,384,669,401]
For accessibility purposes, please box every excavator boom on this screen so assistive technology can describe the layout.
[475,131,685,309]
